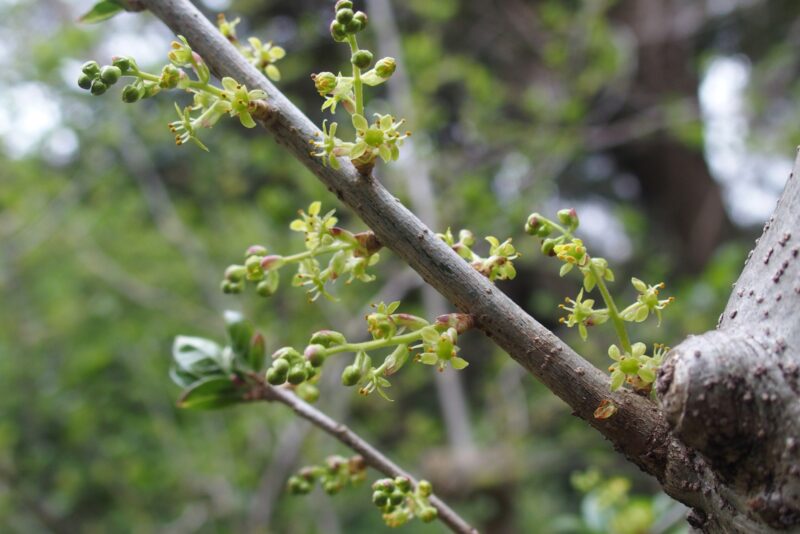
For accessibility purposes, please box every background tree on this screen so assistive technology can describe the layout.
[1,0,798,532]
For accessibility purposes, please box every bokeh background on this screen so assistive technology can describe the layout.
[2,0,799,532]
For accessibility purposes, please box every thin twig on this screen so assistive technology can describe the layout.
[256,383,478,534]
[139,0,669,483]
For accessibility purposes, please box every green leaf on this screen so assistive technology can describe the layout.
[79,1,124,23]
[177,377,243,410]
[173,336,223,373]
[224,310,253,358]
[451,357,469,370]
[248,333,266,372]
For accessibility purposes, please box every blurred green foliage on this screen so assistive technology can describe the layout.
[2,0,798,532]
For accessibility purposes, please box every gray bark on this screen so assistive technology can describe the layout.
[134,2,800,531]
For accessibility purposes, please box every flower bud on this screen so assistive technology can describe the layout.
[266,367,286,385]
[525,213,551,236]
[81,60,100,76]
[304,344,326,367]
[100,65,121,85]
[259,255,284,271]
[335,8,354,24]
[335,0,353,10]
[309,329,347,348]
[417,479,432,497]
[557,208,579,230]
[394,476,411,493]
[374,57,396,78]
[458,229,475,246]
[141,81,160,99]
[330,20,348,42]
[245,254,264,276]
[389,490,405,505]
[435,313,475,334]
[90,79,108,95]
[77,73,93,90]
[287,476,311,495]
[541,238,557,256]
[341,365,362,386]
[243,245,266,257]
[273,358,290,374]
[112,56,132,73]
[256,279,276,297]
[121,84,141,103]
[348,455,366,474]
[323,481,341,495]
[419,507,438,523]
[351,50,373,69]
[353,11,368,29]
[287,365,307,385]
[313,71,337,95]
[159,64,181,89]
[296,383,320,403]
[372,490,388,507]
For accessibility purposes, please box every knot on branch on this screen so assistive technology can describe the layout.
[658,330,800,529]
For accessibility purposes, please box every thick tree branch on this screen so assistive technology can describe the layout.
[138,0,669,479]
[254,382,477,534]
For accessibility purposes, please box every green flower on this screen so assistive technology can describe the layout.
[559,289,608,340]
[246,37,286,81]
[621,278,674,325]
[220,77,266,128]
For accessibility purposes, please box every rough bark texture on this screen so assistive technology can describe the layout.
[135,2,800,532]
[658,153,800,532]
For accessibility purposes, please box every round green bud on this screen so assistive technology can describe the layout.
[335,0,353,10]
[224,264,246,283]
[81,60,100,76]
[100,65,122,85]
[557,208,579,230]
[372,491,388,506]
[419,507,438,523]
[287,476,311,495]
[619,357,639,374]
[90,79,108,95]
[259,255,285,271]
[304,344,326,367]
[77,73,93,90]
[341,365,362,386]
[272,358,290,374]
[351,50,373,69]
[345,18,363,33]
[309,329,347,348]
[112,56,132,73]
[256,280,276,297]
[374,57,396,78]
[389,490,405,505]
[266,367,286,385]
[121,84,141,103]
[336,8,353,24]
[297,383,319,403]
[313,71,337,95]
[245,244,267,257]
[541,238,557,256]
[353,11,368,28]
[417,479,433,497]
[380,479,396,493]
[287,365,307,385]
[323,481,341,495]
[394,476,411,493]
[221,280,233,294]
[330,20,348,42]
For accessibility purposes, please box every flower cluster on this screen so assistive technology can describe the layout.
[287,455,367,495]
[372,477,437,527]
[169,311,267,409]
[607,343,668,393]
[437,228,520,282]
[526,209,674,396]
[78,33,277,150]
[262,302,473,401]
[217,14,286,81]
[221,202,383,302]
[310,1,409,174]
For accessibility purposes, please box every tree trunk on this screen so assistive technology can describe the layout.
[657,151,800,532]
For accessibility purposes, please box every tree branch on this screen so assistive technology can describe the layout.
[138,0,669,479]
[255,382,477,534]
